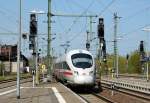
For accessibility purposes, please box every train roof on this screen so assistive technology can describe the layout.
[67,49,92,56]
[54,49,93,63]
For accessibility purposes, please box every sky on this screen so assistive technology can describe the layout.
[0,0,150,57]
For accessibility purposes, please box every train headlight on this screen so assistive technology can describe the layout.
[74,71,79,75]
[89,71,93,75]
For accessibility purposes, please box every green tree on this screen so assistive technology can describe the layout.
[118,56,126,73]
[128,50,142,73]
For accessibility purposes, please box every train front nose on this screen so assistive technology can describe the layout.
[74,72,94,85]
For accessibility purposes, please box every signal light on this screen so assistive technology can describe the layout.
[29,43,34,50]
[86,43,90,50]
[126,54,129,60]
[30,14,37,35]
[102,40,106,62]
[30,21,37,35]
[98,18,104,42]
[103,58,107,62]
[22,33,27,39]
[140,41,144,52]
[29,13,37,50]
[139,41,145,61]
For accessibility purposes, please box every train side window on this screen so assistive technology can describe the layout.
[55,63,62,69]
[63,62,70,70]
[59,63,62,69]
[61,63,63,69]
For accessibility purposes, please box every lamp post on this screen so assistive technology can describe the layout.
[142,27,150,82]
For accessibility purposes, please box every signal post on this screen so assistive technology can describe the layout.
[29,13,39,85]
[97,18,107,77]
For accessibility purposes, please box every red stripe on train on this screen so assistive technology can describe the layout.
[63,71,73,75]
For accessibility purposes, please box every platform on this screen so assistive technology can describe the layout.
[0,82,86,103]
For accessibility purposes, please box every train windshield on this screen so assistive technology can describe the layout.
[71,53,93,68]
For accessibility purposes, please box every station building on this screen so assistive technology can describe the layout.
[0,44,29,73]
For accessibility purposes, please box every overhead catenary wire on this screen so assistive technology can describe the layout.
[69,0,96,14]
[53,0,116,44]
[53,1,67,55]
[0,8,18,24]
[56,0,117,55]
[0,4,29,33]
[96,0,116,16]
[95,1,150,40]
[64,0,74,13]
[69,19,88,42]
[53,0,97,54]
[120,5,150,24]
[121,23,150,39]
[61,0,96,38]
[0,26,15,33]
[0,9,18,33]
[115,5,150,40]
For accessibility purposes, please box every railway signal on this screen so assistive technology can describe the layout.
[86,42,90,51]
[29,13,39,85]
[140,41,144,53]
[102,40,106,62]
[97,18,108,76]
[139,40,145,60]
[98,18,104,43]
[97,18,107,61]
[126,54,129,60]
[29,14,37,50]
[29,43,34,50]
[30,14,37,35]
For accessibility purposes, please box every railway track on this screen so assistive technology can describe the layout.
[58,77,150,103]
[101,83,150,103]
[0,75,32,83]
[0,76,32,89]
[60,81,112,103]
[68,81,150,103]
[78,92,114,103]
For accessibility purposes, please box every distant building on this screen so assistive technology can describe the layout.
[0,44,29,73]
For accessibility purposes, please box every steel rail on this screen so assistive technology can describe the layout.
[101,83,150,102]
[0,75,32,84]
[0,77,32,89]
[92,93,115,103]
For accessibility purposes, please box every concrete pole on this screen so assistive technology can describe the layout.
[35,15,39,85]
[86,17,93,51]
[35,35,39,84]
[113,13,119,78]
[17,0,22,99]
[47,0,52,81]
[89,16,92,50]
[146,61,149,81]
[146,32,149,82]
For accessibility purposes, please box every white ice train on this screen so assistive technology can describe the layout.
[53,49,96,87]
